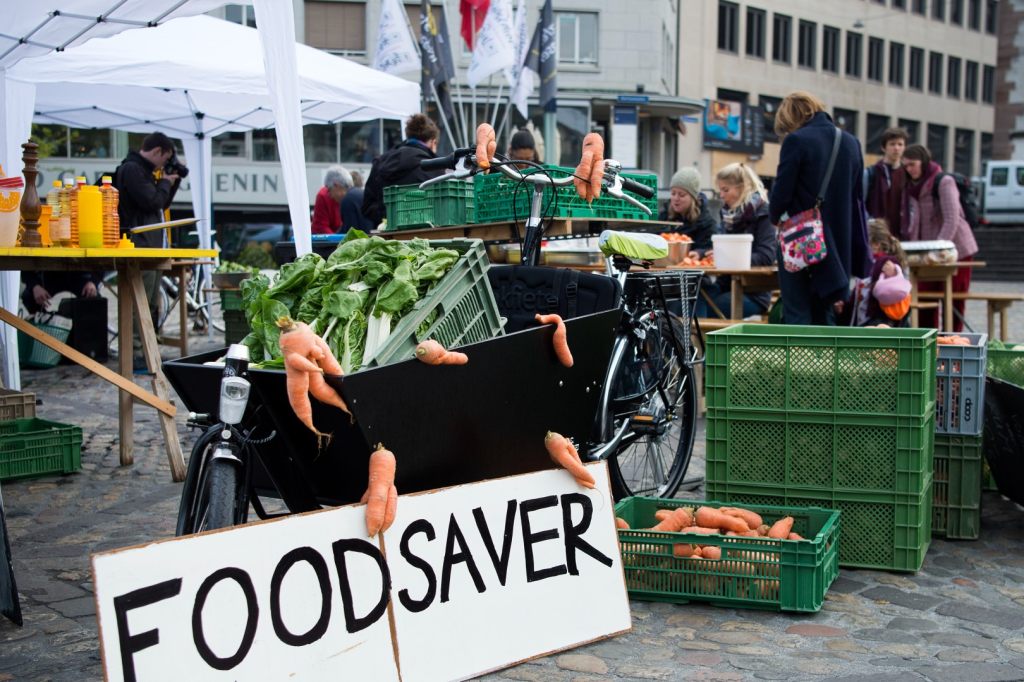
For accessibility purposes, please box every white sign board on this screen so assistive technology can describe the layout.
[92,463,630,681]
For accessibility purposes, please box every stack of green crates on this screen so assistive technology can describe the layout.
[0,418,82,481]
[986,340,1024,388]
[932,433,983,539]
[704,324,937,572]
[383,181,475,230]
[219,289,249,344]
[472,165,658,224]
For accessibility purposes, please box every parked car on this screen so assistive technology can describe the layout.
[979,161,1024,226]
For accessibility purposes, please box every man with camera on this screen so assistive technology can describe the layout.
[115,131,187,371]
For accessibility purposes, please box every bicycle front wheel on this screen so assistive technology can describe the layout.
[177,429,246,535]
[607,313,698,500]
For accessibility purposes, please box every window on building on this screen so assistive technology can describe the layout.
[822,26,840,72]
[899,118,920,143]
[341,120,385,164]
[982,64,995,103]
[980,131,993,164]
[965,60,979,100]
[213,131,246,158]
[846,31,863,77]
[909,47,924,89]
[305,1,365,55]
[867,114,890,153]
[985,0,998,34]
[252,130,279,162]
[31,124,70,159]
[868,37,884,81]
[889,42,905,85]
[556,12,598,65]
[834,108,858,138]
[746,7,766,58]
[68,128,113,159]
[718,1,739,53]
[968,0,981,29]
[928,123,949,167]
[954,128,975,176]
[913,0,927,15]
[991,167,1009,185]
[947,56,962,97]
[798,20,816,68]
[304,124,337,163]
[933,0,946,19]
[225,4,257,27]
[772,13,792,63]
[717,88,749,103]
[760,94,782,142]
[928,51,944,93]
[893,0,907,8]
[951,0,964,23]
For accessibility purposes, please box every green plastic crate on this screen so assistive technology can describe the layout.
[223,310,249,345]
[932,434,983,540]
[705,477,932,572]
[219,288,244,312]
[705,324,937,418]
[383,181,475,230]
[614,498,839,612]
[705,409,935,495]
[472,165,658,224]
[0,418,82,481]
[365,238,503,368]
[987,342,1024,388]
[935,333,987,436]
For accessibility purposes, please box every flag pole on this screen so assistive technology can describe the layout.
[440,1,469,144]
[431,82,459,150]
[490,81,504,128]
[483,74,494,128]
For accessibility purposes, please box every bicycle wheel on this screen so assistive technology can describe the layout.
[177,427,245,535]
[606,312,698,500]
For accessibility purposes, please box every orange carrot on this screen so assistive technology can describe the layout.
[278,317,350,442]
[650,508,692,532]
[788,532,804,541]
[679,526,721,535]
[382,484,398,533]
[544,431,595,488]
[654,509,673,522]
[767,516,795,539]
[307,369,351,417]
[756,524,770,536]
[615,517,630,530]
[720,507,763,530]
[535,313,573,367]
[582,133,605,201]
[700,545,722,560]
[673,543,697,558]
[695,506,750,533]
[364,444,396,537]
[574,149,594,201]
[415,339,469,366]
[475,123,496,169]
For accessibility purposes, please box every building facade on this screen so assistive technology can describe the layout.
[679,0,998,187]
[994,0,1024,158]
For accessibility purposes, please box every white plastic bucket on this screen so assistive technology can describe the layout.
[712,233,754,270]
[0,189,22,248]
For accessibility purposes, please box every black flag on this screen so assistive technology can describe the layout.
[420,1,457,121]
[523,0,556,113]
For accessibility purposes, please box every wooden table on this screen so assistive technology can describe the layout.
[907,261,985,331]
[0,246,217,482]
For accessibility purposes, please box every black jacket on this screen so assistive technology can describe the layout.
[658,194,716,252]
[361,140,445,226]
[115,150,177,248]
[341,187,373,232]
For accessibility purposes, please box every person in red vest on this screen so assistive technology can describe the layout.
[311,166,353,234]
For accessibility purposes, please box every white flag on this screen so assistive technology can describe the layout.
[373,0,419,75]
[508,0,533,118]
[467,0,516,88]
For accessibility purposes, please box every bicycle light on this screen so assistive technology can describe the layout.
[219,376,251,425]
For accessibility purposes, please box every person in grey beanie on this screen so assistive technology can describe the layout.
[659,167,716,251]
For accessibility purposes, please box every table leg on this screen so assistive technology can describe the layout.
[117,264,134,467]
[730,278,743,321]
[174,263,188,356]
[909,270,920,328]
[943,275,954,332]
[987,303,996,340]
[126,264,186,482]
[999,302,1009,342]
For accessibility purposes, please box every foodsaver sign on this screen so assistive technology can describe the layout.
[92,463,630,681]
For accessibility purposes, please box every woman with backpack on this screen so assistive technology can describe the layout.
[901,144,978,331]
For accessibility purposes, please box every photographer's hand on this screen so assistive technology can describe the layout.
[163,173,180,184]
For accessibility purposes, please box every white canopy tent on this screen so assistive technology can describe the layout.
[10,15,421,257]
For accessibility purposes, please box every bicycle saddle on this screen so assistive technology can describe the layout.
[598,230,669,261]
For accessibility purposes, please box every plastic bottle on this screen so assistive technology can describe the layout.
[69,176,87,247]
[55,178,74,247]
[77,184,104,248]
[44,181,61,248]
[99,175,120,248]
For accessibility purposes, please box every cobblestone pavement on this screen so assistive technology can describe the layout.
[1,296,1024,681]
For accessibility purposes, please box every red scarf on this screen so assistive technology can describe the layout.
[906,161,941,200]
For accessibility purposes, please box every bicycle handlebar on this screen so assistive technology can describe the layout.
[619,175,655,200]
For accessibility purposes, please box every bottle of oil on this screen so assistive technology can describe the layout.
[77,184,103,248]
[99,176,120,247]
[69,176,87,247]
[56,178,75,247]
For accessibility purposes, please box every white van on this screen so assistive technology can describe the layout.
[980,161,1024,225]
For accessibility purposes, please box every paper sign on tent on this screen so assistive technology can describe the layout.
[92,462,630,681]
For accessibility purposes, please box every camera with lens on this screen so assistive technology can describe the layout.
[164,154,189,179]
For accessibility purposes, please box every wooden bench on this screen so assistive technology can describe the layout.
[917,291,1024,340]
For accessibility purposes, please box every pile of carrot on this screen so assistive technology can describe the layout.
[937,334,974,345]
[659,233,693,243]
[676,253,714,267]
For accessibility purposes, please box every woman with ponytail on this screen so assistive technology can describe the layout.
[695,162,776,319]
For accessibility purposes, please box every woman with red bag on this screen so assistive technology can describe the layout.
[768,91,871,325]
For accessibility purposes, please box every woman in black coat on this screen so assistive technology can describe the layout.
[768,91,871,325]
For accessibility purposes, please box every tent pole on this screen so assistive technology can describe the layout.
[431,81,458,150]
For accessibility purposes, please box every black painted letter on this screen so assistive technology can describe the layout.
[440,514,486,603]
[270,547,332,646]
[114,578,182,682]
[473,500,517,586]
[560,493,613,574]
[398,520,437,613]
[191,568,259,671]
[519,495,567,582]
[332,538,390,633]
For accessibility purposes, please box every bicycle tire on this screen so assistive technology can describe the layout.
[176,426,221,535]
[606,312,698,500]
[203,460,240,531]
[177,427,245,535]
